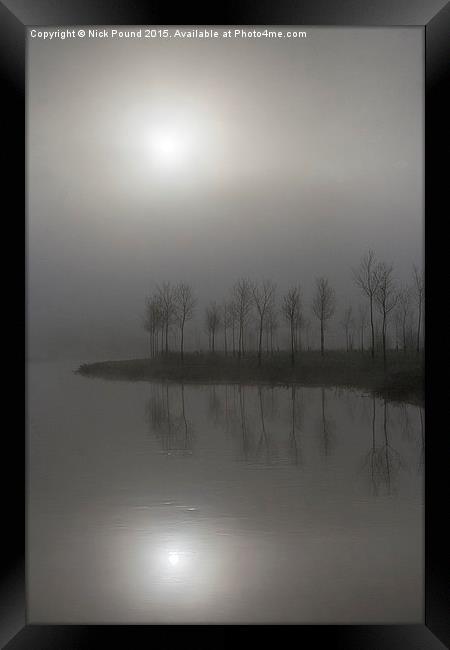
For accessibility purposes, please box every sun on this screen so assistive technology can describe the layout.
[150,127,190,166]
[167,551,180,567]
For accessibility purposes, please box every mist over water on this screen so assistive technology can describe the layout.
[28,362,423,623]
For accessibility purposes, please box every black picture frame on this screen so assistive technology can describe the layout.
[2,1,449,647]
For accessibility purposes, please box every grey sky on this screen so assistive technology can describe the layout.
[27,27,423,360]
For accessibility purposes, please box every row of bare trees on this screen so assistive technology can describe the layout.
[205,280,273,361]
[353,250,424,364]
[143,252,423,364]
[144,282,196,361]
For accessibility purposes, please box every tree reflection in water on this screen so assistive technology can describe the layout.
[399,402,414,442]
[208,385,223,426]
[318,387,336,458]
[146,383,194,455]
[145,383,421,488]
[257,386,270,464]
[362,396,407,495]
[288,385,304,466]
[238,384,250,461]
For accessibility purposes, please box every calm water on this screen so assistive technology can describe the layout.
[28,362,424,623]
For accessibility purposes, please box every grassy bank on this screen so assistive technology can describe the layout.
[76,351,424,406]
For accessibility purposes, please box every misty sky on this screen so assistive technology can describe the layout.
[27,27,423,360]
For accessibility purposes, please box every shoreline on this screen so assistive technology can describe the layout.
[76,351,424,407]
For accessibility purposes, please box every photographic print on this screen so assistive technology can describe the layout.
[27,25,425,625]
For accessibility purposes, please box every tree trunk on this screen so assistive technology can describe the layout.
[290,322,295,366]
[258,317,263,366]
[180,322,184,362]
[320,320,324,356]
[369,295,375,358]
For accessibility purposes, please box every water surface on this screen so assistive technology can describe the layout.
[28,362,424,623]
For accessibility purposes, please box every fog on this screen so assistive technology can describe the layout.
[27,27,423,361]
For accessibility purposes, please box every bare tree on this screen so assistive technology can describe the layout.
[263,310,270,354]
[397,286,412,353]
[282,286,302,366]
[294,306,305,353]
[205,301,221,353]
[312,277,336,356]
[174,282,196,362]
[303,317,312,351]
[412,265,424,354]
[252,280,276,366]
[143,295,162,359]
[264,303,279,356]
[341,306,355,352]
[156,282,177,355]
[354,250,380,359]
[232,279,254,359]
[393,308,402,352]
[228,299,238,357]
[374,262,398,366]
[222,300,233,357]
[357,304,368,353]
